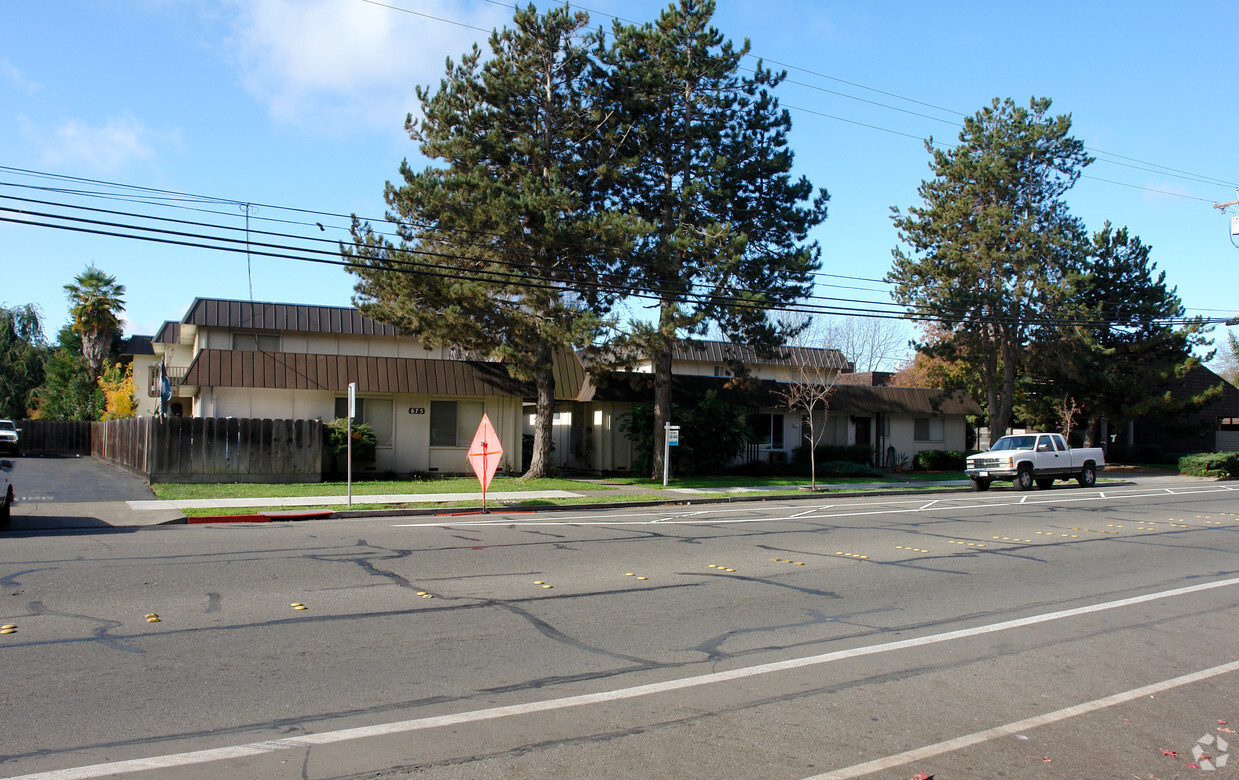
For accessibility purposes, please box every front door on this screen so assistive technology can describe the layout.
[854,417,871,447]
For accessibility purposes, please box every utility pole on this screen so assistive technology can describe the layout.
[1215,189,1239,249]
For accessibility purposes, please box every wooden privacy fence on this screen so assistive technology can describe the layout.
[93,417,322,484]
[16,420,92,455]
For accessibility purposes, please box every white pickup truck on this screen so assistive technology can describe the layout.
[965,433,1105,491]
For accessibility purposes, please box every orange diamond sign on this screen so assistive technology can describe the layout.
[467,414,503,509]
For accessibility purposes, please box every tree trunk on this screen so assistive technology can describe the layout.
[650,333,674,481]
[522,340,556,480]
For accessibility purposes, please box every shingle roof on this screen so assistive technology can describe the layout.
[182,349,531,396]
[181,299,402,336]
[580,371,981,415]
[122,335,155,356]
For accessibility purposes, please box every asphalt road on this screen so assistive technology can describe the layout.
[0,478,1236,779]
[4,454,157,503]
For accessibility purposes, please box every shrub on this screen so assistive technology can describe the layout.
[1177,452,1239,478]
[914,449,965,471]
[792,443,873,466]
[323,418,377,473]
[816,460,884,478]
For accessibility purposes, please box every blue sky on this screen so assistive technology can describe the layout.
[2,0,1237,365]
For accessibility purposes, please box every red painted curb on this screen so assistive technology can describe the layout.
[186,509,335,525]
[188,514,270,524]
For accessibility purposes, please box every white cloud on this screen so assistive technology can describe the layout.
[222,0,508,132]
[20,113,175,174]
[0,58,40,93]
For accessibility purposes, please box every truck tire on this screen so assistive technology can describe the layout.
[0,485,11,528]
[1016,465,1035,491]
[1076,463,1096,488]
[1035,478,1054,490]
[970,477,991,492]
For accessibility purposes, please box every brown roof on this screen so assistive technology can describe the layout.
[122,335,155,356]
[153,321,182,344]
[581,372,981,415]
[673,340,851,369]
[835,371,895,386]
[182,299,402,336]
[830,386,982,416]
[182,349,531,396]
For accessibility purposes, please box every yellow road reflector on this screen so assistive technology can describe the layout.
[533,581,544,585]
[794,561,804,565]
[146,617,160,623]
[0,628,15,634]
[636,576,647,580]
[293,605,307,611]
[421,594,434,599]
[541,584,553,589]
[290,603,303,607]
[0,624,15,630]
[625,572,635,576]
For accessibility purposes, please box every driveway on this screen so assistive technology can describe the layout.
[6,454,157,503]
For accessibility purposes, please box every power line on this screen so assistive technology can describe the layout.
[2,192,1225,328]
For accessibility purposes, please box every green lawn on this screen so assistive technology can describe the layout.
[152,476,616,501]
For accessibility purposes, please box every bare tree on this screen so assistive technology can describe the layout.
[775,364,839,490]
[820,316,911,373]
[1055,394,1080,439]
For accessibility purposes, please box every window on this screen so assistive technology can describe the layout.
[914,417,944,442]
[429,400,484,447]
[753,413,784,449]
[334,397,394,446]
[232,332,281,352]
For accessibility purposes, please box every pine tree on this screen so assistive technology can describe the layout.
[889,97,1091,439]
[603,0,828,478]
[345,5,634,478]
[1021,222,1214,443]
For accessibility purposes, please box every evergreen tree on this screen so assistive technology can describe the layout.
[1214,330,1239,385]
[345,5,633,479]
[0,304,46,419]
[64,264,126,384]
[1021,222,1214,443]
[34,326,101,421]
[889,97,1091,439]
[604,0,828,478]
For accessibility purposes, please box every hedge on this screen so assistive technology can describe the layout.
[913,449,965,471]
[1177,452,1239,478]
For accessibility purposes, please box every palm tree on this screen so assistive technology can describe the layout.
[64,264,126,383]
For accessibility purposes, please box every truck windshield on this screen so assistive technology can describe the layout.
[989,436,1035,451]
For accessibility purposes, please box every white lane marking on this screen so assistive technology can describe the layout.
[807,658,1239,779]
[391,483,1239,529]
[917,500,939,511]
[14,576,1239,780]
[789,508,818,519]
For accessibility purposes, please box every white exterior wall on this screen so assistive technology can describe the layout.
[885,414,967,462]
[202,387,522,475]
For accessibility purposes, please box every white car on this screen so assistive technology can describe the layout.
[0,458,13,528]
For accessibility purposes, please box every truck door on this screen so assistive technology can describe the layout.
[1035,435,1062,472]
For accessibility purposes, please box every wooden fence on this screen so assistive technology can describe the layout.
[16,420,92,455]
[93,417,322,484]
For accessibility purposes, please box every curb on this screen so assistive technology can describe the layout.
[170,479,1140,526]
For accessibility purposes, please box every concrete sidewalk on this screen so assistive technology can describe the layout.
[9,500,186,530]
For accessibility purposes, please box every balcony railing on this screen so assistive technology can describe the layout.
[147,364,189,397]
